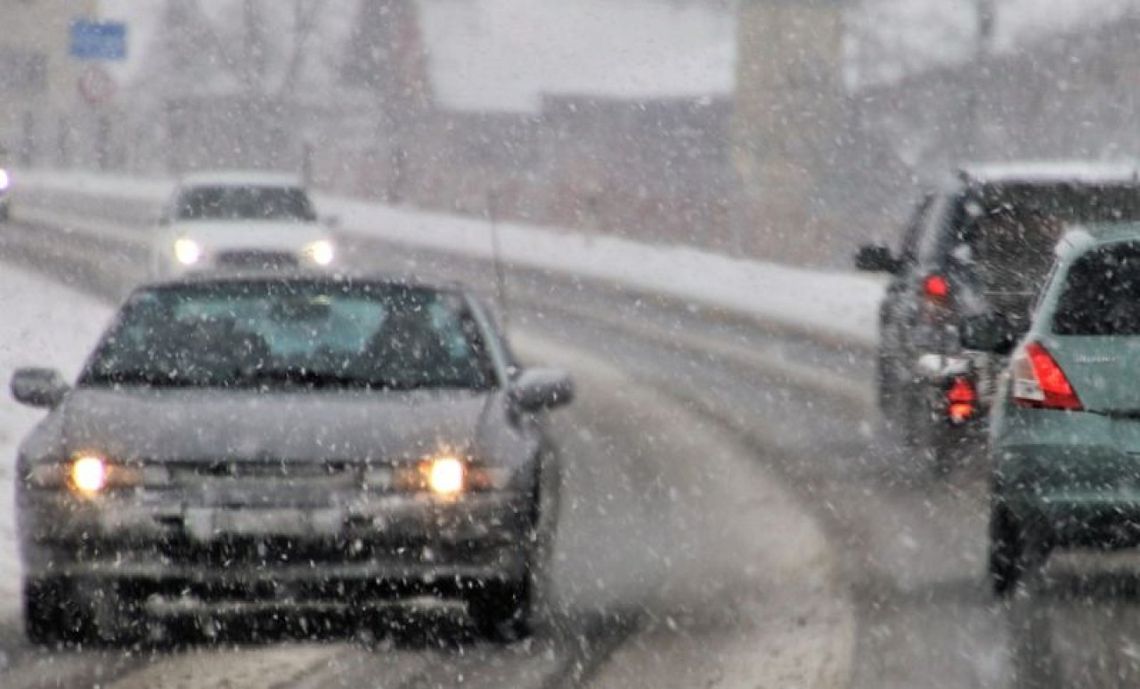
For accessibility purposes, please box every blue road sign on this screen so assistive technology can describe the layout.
[70,20,127,61]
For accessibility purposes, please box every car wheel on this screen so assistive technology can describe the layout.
[989,504,1046,597]
[467,579,531,641]
[86,581,150,646]
[24,577,92,646]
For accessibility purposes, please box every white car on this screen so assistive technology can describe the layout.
[153,171,337,277]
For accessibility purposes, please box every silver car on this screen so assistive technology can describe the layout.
[11,273,572,644]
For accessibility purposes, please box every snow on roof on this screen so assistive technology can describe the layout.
[178,170,304,189]
[958,160,1140,185]
[418,0,736,113]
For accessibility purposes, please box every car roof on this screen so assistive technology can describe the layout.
[177,170,304,189]
[133,270,468,296]
[1054,222,1140,260]
[955,160,1140,186]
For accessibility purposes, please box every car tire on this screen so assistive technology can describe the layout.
[86,580,150,646]
[467,579,531,641]
[989,504,1046,597]
[24,577,91,646]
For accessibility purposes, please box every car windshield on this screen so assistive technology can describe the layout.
[175,186,317,222]
[1054,242,1140,335]
[80,281,494,391]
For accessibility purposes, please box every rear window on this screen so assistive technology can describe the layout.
[938,183,1140,319]
[1053,243,1140,335]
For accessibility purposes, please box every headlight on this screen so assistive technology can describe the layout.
[303,239,335,266]
[173,237,202,265]
[0,169,10,191]
[426,456,465,497]
[69,454,109,496]
[26,454,151,496]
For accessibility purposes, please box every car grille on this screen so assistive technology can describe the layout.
[214,250,298,269]
[169,460,357,480]
[158,461,363,508]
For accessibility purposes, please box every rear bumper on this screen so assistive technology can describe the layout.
[1001,493,1140,548]
[994,407,1140,547]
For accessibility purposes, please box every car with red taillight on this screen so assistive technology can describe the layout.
[856,162,1140,473]
[975,226,1140,595]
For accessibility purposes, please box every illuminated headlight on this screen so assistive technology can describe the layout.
[303,239,335,266]
[69,455,110,497]
[426,456,465,497]
[0,169,10,191]
[173,237,202,265]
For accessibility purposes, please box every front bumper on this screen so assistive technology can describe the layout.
[19,490,534,597]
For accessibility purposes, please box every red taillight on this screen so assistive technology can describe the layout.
[1011,342,1082,411]
[923,274,950,301]
[946,376,977,423]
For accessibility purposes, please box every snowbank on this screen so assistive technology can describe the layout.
[14,169,885,347]
[0,266,112,617]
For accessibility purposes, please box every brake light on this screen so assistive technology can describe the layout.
[923,274,950,301]
[946,376,977,423]
[1011,342,1082,410]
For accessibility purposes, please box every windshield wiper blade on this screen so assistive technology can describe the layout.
[239,368,371,388]
[86,369,192,387]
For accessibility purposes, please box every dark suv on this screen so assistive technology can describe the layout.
[856,162,1140,473]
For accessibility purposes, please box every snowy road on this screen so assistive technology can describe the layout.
[4,205,1140,688]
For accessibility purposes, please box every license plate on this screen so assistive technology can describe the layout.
[184,508,343,541]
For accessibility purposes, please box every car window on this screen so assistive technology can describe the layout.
[175,186,318,222]
[80,282,494,390]
[1053,242,1140,335]
[930,185,1140,318]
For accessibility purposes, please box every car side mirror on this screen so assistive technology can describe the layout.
[960,314,1018,355]
[510,368,574,413]
[854,244,899,273]
[11,368,70,409]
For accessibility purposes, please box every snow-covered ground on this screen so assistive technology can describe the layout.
[0,267,112,617]
[14,170,886,347]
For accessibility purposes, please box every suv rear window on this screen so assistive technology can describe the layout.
[941,183,1140,320]
[1054,242,1140,335]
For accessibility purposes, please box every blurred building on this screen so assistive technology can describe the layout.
[731,0,855,264]
[0,0,97,164]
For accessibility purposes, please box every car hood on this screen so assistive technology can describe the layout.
[55,386,500,464]
[170,220,328,251]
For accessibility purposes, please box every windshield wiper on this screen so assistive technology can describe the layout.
[84,369,196,387]
[238,368,375,388]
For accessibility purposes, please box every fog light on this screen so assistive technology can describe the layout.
[427,456,465,497]
[70,455,108,496]
[174,238,202,265]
